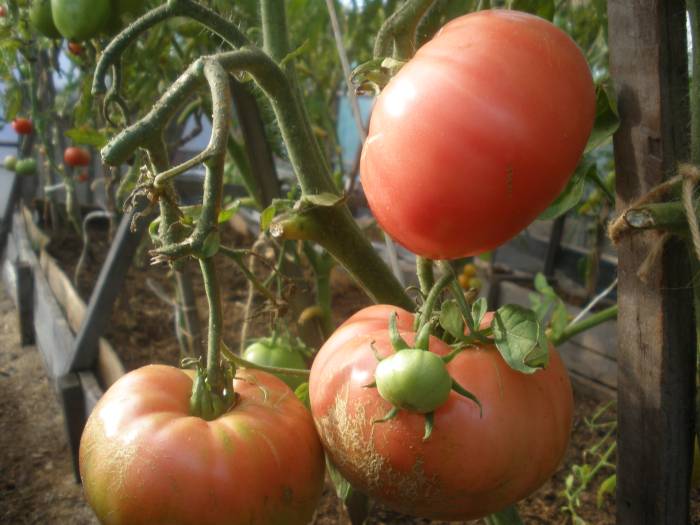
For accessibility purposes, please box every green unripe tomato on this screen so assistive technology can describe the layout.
[15,158,37,176]
[243,339,308,390]
[29,0,61,39]
[51,0,111,40]
[375,349,452,413]
[3,155,17,171]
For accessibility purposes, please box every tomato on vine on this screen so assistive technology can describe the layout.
[14,158,37,176]
[242,332,310,390]
[29,0,61,39]
[360,10,596,259]
[80,365,325,525]
[67,41,83,55]
[64,146,90,167]
[11,117,33,135]
[309,304,573,521]
[0,5,6,17]
[3,155,17,171]
[51,0,111,41]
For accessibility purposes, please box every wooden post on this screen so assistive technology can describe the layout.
[15,262,34,346]
[608,1,695,524]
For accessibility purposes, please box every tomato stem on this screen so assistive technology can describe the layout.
[416,271,453,332]
[221,342,311,378]
[373,0,435,60]
[416,256,435,297]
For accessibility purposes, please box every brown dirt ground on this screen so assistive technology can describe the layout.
[2,217,700,524]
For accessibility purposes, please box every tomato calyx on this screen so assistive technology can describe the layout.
[350,57,407,95]
[369,312,482,441]
[184,357,236,420]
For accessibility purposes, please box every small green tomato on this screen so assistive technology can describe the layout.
[375,349,452,413]
[3,155,17,171]
[243,338,308,390]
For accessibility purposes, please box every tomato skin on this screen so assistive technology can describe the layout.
[29,0,61,38]
[0,6,6,17]
[80,365,325,525]
[11,117,33,135]
[309,306,573,521]
[51,0,111,41]
[64,146,90,167]
[360,10,595,259]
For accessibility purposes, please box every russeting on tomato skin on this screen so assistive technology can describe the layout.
[79,365,325,525]
[51,0,111,41]
[309,306,573,521]
[360,10,596,259]
[64,146,90,167]
[11,117,33,135]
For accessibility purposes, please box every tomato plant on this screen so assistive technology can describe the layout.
[360,10,596,259]
[80,365,325,525]
[11,117,33,135]
[309,305,573,521]
[29,0,62,38]
[242,333,310,390]
[64,146,90,167]
[51,0,111,41]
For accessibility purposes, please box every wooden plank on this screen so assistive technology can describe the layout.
[608,1,695,524]
[56,373,84,482]
[0,169,18,261]
[70,210,147,371]
[33,263,75,378]
[15,262,34,346]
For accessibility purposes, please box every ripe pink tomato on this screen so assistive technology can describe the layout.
[309,306,573,521]
[360,10,595,259]
[80,365,325,525]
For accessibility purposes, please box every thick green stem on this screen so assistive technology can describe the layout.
[551,305,618,346]
[483,505,524,525]
[373,0,435,60]
[200,256,224,390]
[416,256,435,297]
[92,0,248,95]
[623,200,691,234]
[221,343,310,378]
[416,272,453,332]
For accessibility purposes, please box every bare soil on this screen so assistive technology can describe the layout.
[2,218,700,524]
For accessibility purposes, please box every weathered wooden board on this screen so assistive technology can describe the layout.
[609,1,695,524]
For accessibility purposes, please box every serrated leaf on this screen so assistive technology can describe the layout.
[302,192,344,207]
[294,382,310,409]
[585,83,620,154]
[439,300,465,341]
[471,297,487,328]
[596,474,616,508]
[260,203,276,231]
[492,304,549,374]
[326,456,354,501]
[539,161,591,220]
[65,127,108,148]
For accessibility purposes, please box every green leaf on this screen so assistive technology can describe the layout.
[549,300,570,340]
[326,456,354,501]
[491,304,549,374]
[539,160,592,220]
[510,0,555,20]
[596,474,616,508]
[294,382,310,409]
[65,127,108,148]
[302,192,344,207]
[217,200,241,223]
[471,297,487,328]
[148,217,161,242]
[260,203,276,232]
[201,231,220,258]
[439,300,465,341]
[584,83,620,154]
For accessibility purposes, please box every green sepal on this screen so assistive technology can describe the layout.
[452,379,483,417]
[423,412,434,442]
[372,406,399,425]
[491,304,550,374]
[389,312,410,351]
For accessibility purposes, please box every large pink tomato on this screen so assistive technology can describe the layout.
[309,306,573,521]
[360,10,595,259]
[80,365,325,525]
